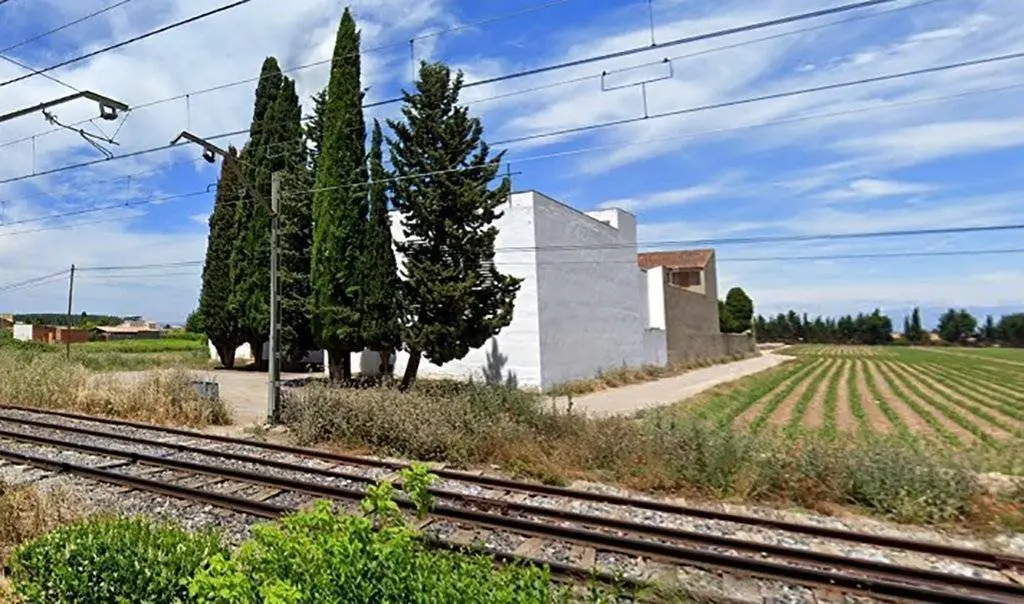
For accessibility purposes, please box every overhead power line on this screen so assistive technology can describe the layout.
[0,0,252,89]
[3,47,1017,192]
[494,49,1024,145]
[0,269,70,293]
[0,1,135,57]
[0,0,900,152]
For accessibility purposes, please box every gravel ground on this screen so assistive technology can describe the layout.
[2,406,1023,602]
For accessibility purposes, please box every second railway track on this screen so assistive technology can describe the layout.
[1,404,1022,603]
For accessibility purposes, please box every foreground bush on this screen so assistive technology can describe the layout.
[9,517,226,604]
[191,501,569,604]
[0,482,78,561]
[284,383,981,524]
[0,351,230,427]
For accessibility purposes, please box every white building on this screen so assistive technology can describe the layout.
[215,190,751,389]
[344,190,665,389]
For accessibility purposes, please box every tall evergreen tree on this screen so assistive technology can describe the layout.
[270,78,316,364]
[388,61,522,389]
[723,287,753,333]
[306,88,327,175]
[907,307,925,343]
[360,119,403,375]
[230,57,284,369]
[198,146,243,368]
[311,8,369,382]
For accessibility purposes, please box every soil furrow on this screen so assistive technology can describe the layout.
[854,360,893,434]
[754,360,834,430]
[797,360,843,431]
[890,363,1012,440]
[731,359,825,427]
[830,361,854,432]
[876,362,975,446]
[863,362,934,438]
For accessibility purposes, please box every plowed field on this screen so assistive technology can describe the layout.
[688,345,1024,446]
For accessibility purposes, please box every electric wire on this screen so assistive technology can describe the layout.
[0,1,134,57]
[3,46,1018,193]
[0,0,905,152]
[1,75,1021,236]
[493,49,1024,146]
[0,269,71,293]
[0,0,253,89]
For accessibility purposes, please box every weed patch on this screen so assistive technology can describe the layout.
[0,351,231,427]
[0,482,78,562]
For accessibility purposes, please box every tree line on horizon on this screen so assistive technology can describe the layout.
[195,8,520,389]
[755,307,1024,347]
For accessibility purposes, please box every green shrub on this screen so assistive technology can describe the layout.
[189,501,569,604]
[10,517,226,604]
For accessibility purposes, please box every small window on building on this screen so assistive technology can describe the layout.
[668,269,701,288]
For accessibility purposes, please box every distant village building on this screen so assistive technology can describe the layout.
[93,316,164,341]
[12,323,90,344]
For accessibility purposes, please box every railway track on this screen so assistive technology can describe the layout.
[1,404,1023,603]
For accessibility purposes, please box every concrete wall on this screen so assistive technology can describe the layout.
[643,328,668,366]
[357,192,543,387]
[532,196,647,388]
[664,279,719,336]
[667,333,755,364]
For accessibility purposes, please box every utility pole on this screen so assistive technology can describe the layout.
[170,131,282,423]
[267,173,281,423]
[65,264,75,360]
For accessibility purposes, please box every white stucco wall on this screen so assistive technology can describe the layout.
[12,323,33,342]
[532,196,648,388]
[646,266,667,330]
[352,192,543,386]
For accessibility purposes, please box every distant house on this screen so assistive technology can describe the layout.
[93,316,164,341]
[12,323,90,344]
[0,313,13,333]
[639,249,752,364]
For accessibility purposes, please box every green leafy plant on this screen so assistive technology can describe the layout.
[189,500,578,604]
[400,463,437,519]
[360,481,403,527]
[10,516,225,604]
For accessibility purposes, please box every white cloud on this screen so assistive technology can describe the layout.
[597,181,728,212]
[818,178,936,201]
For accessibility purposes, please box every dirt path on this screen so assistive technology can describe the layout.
[795,360,842,430]
[864,362,933,436]
[560,353,793,417]
[890,363,1012,439]
[854,360,893,434]
[875,362,977,445]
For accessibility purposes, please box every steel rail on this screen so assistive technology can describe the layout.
[0,427,1020,602]
[2,411,1021,574]
[0,448,641,592]
[1,403,1019,571]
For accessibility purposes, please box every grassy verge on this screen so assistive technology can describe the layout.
[0,350,230,427]
[0,334,210,372]
[282,378,993,525]
[547,352,757,397]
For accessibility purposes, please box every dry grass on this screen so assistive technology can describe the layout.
[0,350,231,427]
[283,382,989,525]
[548,352,756,397]
[0,481,79,562]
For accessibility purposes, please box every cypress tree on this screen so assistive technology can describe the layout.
[270,78,315,365]
[230,57,284,369]
[723,287,753,333]
[306,88,327,175]
[360,119,402,376]
[387,61,522,390]
[311,8,369,382]
[198,146,243,369]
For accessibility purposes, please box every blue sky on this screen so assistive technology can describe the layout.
[0,0,1022,324]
